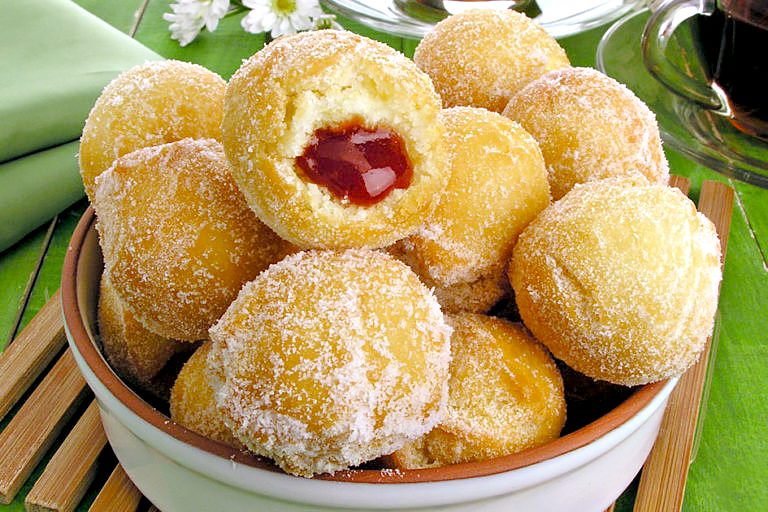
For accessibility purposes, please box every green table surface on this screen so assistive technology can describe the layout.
[1,1,766,511]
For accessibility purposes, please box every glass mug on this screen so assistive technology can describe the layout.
[642,0,768,139]
[419,0,521,12]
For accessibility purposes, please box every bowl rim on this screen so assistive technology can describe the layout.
[62,207,669,484]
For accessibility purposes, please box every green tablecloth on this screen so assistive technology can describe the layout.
[0,0,159,251]
[0,1,766,511]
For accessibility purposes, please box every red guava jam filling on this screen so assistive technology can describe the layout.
[296,122,413,206]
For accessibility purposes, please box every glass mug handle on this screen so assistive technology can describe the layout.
[642,0,724,110]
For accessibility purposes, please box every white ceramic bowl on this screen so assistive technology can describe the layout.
[62,208,676,512]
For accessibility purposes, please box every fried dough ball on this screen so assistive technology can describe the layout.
[94,138,291,341]
[98,272,186,386]
[509,178,722,386]
[170,342,243,449]
[222,30,448,249]
[503,67,669,200]
[432,274,508,314]
[387,314,565,469]
[398,107,550,312]
[208,250,451,477]
[80,60,225,201]
[414,10,570,113]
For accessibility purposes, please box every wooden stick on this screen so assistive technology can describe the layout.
[605,504,616,512]
[634,180,733,512]
[669,175,691,194]
[0,290,66,421]
[0,349,89,504]
[25,401,107,512]
[88,465,143,512]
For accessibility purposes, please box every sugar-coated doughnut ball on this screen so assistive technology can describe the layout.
[432,274,508,314]
[94,138,291,341]
[170,342,242,449]
[387,314,565,469]
[222,30,448,249]
[509,178,722,386]
[80,60,225,201]
[98,273,186,385]
[503,67,669,200]
[414,10,570,113]
[208,250,451,477]
[399,107,550,312]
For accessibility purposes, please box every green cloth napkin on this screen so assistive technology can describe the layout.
[0,142,82,250]
[0,0,160,252]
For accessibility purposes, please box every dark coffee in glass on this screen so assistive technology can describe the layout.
[644,0,768,139]
[694,1,768,137]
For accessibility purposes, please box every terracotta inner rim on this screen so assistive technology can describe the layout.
[62,207,668,484]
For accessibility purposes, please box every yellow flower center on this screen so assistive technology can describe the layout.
[272,0,296,14]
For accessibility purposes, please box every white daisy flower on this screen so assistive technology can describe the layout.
[241,0,323,38]
[163,0,231,47]
[312,13,343,30]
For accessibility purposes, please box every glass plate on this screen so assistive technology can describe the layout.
[596,9,768,188]
[322,0,646,39]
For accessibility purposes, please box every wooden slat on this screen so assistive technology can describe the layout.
[88,465,142,512]
[0,290,65,421]
[25,401,108,512]
[669,175,691,194]
[0,349,89,504]
[634,180,734,512]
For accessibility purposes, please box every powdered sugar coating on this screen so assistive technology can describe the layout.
[389,314,565,469]
[170,342,243,449]
[432,273,508,314]
[414,10,570,113]
[94,138,292,341]
[503,67,669,200]
[208,249,451,477]
[80,60,225,201]
[400,107,550,294]
[509,178,722,386]
[222,30,448,249]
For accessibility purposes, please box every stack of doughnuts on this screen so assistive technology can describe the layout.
[82,9,722,479]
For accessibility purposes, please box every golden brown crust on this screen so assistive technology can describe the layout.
[98,272,186,386]
[170,342,243,449]
[208,249,452,477]
[389,314,566,469]
[79,60,225,201]
[503,67,669,200]
[222,30,448,249]
[94,138,291,341]
[400,107,550,289]
[509,178,722,385]
[414,10,570,113]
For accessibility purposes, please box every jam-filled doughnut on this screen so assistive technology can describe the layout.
[98,273,186,386]
[509,178,722,386]
[386,313,566,469]
[414,10,570,113]
[170,342,243,449]
[398,107,550,312]
[94,138,291,341]
[80,60,225,201]
[208,249,451,477]
[222,30,448,249]
[503,67,669,200]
